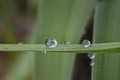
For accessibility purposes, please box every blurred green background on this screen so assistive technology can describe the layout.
[0,0,96,80]
[0,0,37,80]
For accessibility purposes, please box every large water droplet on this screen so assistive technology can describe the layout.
[45,38,57,48]
[90,61,95,67]
[41,51,47,55]
[64,41,70,45]
[87,53,95,60]
[82,40,91,48]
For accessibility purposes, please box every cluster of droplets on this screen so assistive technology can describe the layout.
[43,39,71,55]
[88,53,95,67]
[82,39,95,67]
[41,38,58,55]
[42,38,94,57]
[41,50,47,55]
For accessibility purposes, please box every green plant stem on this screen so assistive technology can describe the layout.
[0,42,120,53]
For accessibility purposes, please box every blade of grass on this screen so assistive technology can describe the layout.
[93,0,120,80]
[0,42,120,53]
[32,0,98,80]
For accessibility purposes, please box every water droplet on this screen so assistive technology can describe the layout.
[82,40,91,48]
[64,41,70,45]
[41,51,47,55]
[45,38,57,48]
[18,42,23,45]
[90,61,95,67]
[87,53,95,59]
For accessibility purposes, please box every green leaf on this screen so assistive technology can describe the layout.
[93,0,120,80]
[0,42,120,53]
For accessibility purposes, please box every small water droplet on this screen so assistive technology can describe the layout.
[82,40,91,48]
[45,38,57,48]
[41,51,47,55]
[90,61,95,67]
[87,53,95,59]
[64,41,70,45]
[18,42,23,45]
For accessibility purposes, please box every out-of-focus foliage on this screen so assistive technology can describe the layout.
[93,0,120,80]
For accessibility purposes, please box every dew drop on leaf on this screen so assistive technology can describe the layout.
[82,40,91,48]
[64,41,70,45]
[90,61,95,67]
[45,38,57,48]
[18,42,23,45]
[41,51,47,55]
[87,53,95,59]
